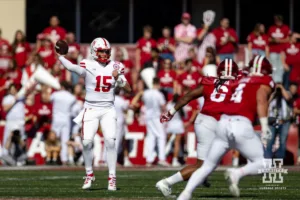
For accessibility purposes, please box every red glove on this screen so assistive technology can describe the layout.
[160,111,174,123]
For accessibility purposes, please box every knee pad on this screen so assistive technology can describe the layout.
[105,138,116,149]
[82,139,93,150]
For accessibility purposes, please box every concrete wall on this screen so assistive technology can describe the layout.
[0,0,26,43]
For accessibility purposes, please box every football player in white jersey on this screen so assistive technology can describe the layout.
[57,37,131,191]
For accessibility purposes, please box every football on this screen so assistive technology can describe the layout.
[55,40,69,55]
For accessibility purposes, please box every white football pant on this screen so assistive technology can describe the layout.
[145,118,166,163]
[78,107,117,141]
[182,114,264,194]
[75,107,117,175]
[194,113,217,160]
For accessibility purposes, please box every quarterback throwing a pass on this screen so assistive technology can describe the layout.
[57,38,131,190]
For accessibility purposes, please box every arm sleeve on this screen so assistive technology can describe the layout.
[58,56,86,77]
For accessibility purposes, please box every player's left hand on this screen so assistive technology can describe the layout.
[112,69,119,80]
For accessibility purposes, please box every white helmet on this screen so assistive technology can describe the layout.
[90,37,111,63]
[202,64,217,77]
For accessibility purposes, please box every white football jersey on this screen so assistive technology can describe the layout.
[79,59,125,108]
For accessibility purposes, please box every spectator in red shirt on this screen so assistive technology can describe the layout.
[51,62,68,83]
[268,15,290,83]
[187,48,202,72]
[135,25,156,70]
[0,46,12,74]
[281,32,300,88]
[176,59,201,95]
[0,28,11,55]
[157,58,177,94]
[24,94,37,138]
[37,37,56,69]
[212,18,238,61]
[21,54,44,87]
[143,48,163,73]
[6,60,22,90]
[157,27,176,62]
[42,16,67,44]
[35,89,53,131]
[247,23,269,58]
[65,32,80,85]
[11,30,31,68]
[201,47,218,77]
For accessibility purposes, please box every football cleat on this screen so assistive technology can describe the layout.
[82,174,95,190]
[108,175,117,191]
[156,179,172,197]
[224,169,240,197]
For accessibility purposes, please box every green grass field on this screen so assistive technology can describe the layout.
[0,168,299,199]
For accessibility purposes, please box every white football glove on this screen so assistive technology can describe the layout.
[260,117,272,147]
[203,10,215,26]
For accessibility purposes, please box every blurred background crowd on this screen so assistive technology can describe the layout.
[0,3,300,167]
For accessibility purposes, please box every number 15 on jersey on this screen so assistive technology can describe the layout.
[94,75,112,92]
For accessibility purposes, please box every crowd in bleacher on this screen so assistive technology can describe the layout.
[0,12,300,167]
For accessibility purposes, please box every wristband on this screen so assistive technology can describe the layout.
[169,107,177,115]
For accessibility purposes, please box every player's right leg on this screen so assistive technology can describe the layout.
[156,115,216,197]
[224,117,265,197]
[80,109,99,190]
[178,134,229,200]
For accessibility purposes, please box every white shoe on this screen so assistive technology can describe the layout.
[224,169,240,197]
[156,179,172,197]
[108,175,117,191]
[177,190,192,200]
[158,160,170,167]
[124,157,133,167]
[82,174,95,190]
[172,158,182,167]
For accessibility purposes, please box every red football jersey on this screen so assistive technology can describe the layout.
[268,24,290,53]
[224,76,275,122]
[177,71,201,90]
[136,38,156,66]
[247,33,268,51]
[157,69,177,88]
[200,77,236,120]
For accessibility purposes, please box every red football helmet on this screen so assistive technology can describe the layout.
[217,58,239,79]
[248,55,273,76]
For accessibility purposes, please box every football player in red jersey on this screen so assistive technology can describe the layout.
[177,55,274,200]
[156,58,238,197]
